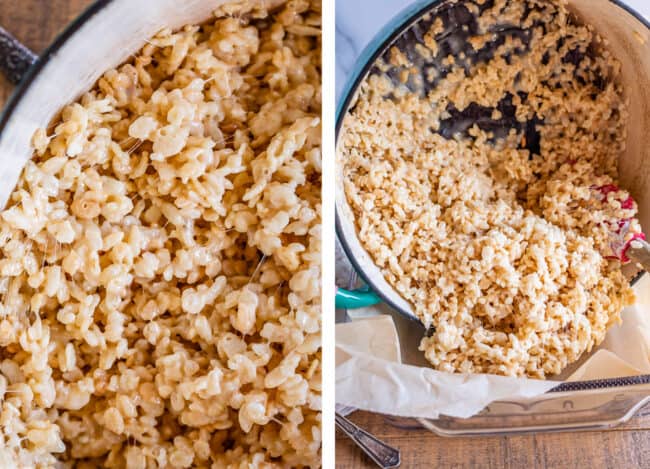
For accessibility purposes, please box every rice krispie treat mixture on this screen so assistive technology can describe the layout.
[341,0,641,378]
[0,1,321,467]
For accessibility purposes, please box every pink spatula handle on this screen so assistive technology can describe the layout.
[591,184,646,267]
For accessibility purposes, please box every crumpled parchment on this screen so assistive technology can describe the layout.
[336,274,650,419]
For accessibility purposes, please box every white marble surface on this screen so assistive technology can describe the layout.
[336,0,650,98]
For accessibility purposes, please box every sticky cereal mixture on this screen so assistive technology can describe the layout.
[341,0,641,378]
[0,1,321,467]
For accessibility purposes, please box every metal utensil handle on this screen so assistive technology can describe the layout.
[0,26,36,84]
[336,413,401,468]
[627,238,650,273]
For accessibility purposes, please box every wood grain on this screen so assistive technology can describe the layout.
[1,2,650,468]
[0,0,92,104]
[337,407,650,468]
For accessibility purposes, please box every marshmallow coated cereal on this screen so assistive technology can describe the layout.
[0,0,321,466]
[341,0,640,378]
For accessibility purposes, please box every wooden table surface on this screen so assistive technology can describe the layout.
[337,410,650,468]
[0,0,93,103]
[2,1,650,468]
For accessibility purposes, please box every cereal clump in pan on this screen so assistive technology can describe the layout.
[341,0,640,378]
[0,0,321,466]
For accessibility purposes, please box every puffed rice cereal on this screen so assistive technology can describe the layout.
[341,0,640,378]
[0,0,321,467]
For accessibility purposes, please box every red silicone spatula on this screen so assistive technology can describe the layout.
[592,184,650,270]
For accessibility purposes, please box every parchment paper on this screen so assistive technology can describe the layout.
[335,274,650,419]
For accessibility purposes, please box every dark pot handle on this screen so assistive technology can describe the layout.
[0,26,36,85]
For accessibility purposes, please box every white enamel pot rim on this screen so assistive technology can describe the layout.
[0,0,283,210]
[335,0,650,327]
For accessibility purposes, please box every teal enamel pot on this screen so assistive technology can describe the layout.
[335,0,650,321]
